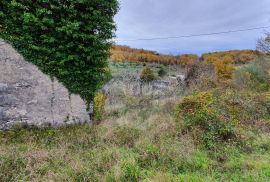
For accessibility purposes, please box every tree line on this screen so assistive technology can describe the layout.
[111,45,258,66]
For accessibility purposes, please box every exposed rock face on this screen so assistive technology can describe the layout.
[0,40,91,129]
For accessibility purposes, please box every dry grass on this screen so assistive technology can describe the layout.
[1,59,270,181]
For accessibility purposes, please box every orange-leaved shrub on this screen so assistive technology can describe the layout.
[214,56,235,81]
[178,54,199,66]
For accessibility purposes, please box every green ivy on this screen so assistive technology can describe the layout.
[0,0,118,106]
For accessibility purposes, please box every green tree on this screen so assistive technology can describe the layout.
[0,0,118,106]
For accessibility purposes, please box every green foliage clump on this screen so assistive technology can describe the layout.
[174,91,238,148]
[216,88,270,126]
[157,66,166,77]
[234,60,270,90]
[175,86,270,149]
[0,0,118,103]
[140,67,155,81]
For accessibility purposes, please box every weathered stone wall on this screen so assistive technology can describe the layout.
[0,40,90,129]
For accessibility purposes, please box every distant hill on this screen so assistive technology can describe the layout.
[111,45,258,65]
[110,45,198,65]
[202,50,258,64]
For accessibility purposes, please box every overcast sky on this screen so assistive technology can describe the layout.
[114,0,270,55]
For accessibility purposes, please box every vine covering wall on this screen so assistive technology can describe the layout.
[0,0,118,104]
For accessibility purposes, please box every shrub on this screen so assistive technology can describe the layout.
[174,91,238,148]
[203,55,219,64]
[93,92,106,123]
[175,87,270,149]
[140,67,155,81]
[214,56,235,81]
[233,61,269,90]
[157,67,166,77]
[216,89,270,126]
[174,91,214,116]
[238,53,254,63]
[178,54,198,66]
[185,62,215,88]
[0,1,118,104]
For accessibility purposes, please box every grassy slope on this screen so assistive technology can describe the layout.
[109,62,183,77]
[0,61,270,182]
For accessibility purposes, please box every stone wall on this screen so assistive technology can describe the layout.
[0,40,90,129]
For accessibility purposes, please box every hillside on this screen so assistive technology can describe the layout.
[110,45,198,65]
[1,53,270,181]
[202,50,258,64]
[110,45,257,66]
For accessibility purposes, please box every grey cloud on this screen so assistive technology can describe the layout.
[115,0,270,55]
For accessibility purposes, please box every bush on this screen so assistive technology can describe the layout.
[216,89,270,126]
[238,53,254,63]
[233,61,269,90]
[0,1,118,103]
[178,54,198,66]
[214,56,235,81]
[140,67,155,81]
[157,67,166,77]
[174,91,238,148]
[174,92,214,116]
[93,92,106,123]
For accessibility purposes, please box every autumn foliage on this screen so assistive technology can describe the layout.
[201,50,258,81]
[111,46,259,82]
[202,50,257,64]
[214,56,235,81]
[177,54,199,66]
[111,46,257,68]
[110,45,198,65]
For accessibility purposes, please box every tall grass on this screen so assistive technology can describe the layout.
[1,59,270,181]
